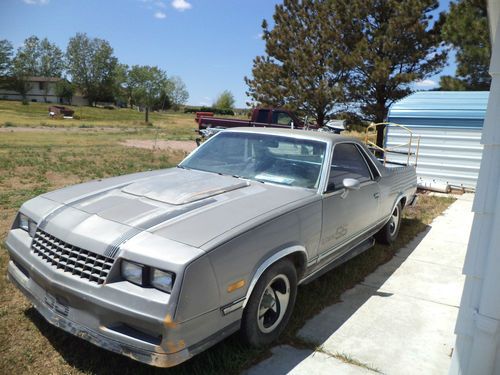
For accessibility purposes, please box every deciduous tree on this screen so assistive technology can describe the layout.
[55,80,75,104]
[439,0,490,90]
[169,76,189,110]
[66,33,118,106]
[213,90,235,110]
[9,36,65,101]
[0,39,13,76]
[128,65,169,123]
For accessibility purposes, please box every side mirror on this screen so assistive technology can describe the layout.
[343,178,360,190]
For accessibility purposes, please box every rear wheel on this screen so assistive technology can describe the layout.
[241,259,297,347]
[376,202,402,244]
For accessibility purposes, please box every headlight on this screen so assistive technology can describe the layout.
[121,260,146,286]
[151,268,174,293]
[121,260,175,293]
[18,213,37,237]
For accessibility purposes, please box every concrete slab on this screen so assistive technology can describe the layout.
[361,256,465,307]
[298,284,458,375]
[396,233,468,269]
[244,345,375,375]
[246,195,473,375]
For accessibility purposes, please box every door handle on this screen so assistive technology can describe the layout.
[373,192,380,199]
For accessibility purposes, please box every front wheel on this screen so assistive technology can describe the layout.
[376,202,402,244]
[241,259,297,347]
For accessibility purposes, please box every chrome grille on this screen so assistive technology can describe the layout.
[31,229,114,285]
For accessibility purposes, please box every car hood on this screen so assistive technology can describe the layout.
[38,168,317,250]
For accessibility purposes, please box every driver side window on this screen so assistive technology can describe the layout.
[327,143,372,190]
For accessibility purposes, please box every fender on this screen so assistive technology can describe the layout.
[242,245,307,309]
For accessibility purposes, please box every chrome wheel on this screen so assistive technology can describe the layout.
[256,274,290,334]
[389,204,400,236]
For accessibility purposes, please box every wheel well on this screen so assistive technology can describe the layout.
[285,252,307,279]
[399,197,407,208]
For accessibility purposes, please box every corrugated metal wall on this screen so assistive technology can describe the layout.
[386,91,489,190]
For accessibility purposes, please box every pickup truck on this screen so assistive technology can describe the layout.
[6,127,417,368]
[197,108,313,134]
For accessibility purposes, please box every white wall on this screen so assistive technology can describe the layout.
[449,2,500,374]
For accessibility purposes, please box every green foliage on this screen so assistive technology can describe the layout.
[342,0,446,124]
[213,89,235,110]
[0,39,13,76]
[66,33,118,105]
[440,0,490,90]
[38,38,65,78]
[55,80,75,102]
[246,0,445,129]
[12,36,64,78]
[438,75,467,91]
[126,65,170,121]
[246,0,347,126]
[169,76,189,110]
[184,106,235,115]
[112,63,130,105]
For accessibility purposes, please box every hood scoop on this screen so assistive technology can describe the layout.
[122,169,249,205]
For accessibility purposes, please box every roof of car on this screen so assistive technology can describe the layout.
[225,127,361,144]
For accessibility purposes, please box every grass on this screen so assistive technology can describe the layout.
[0,99,199,136]
[0,100,246,135]
[0,104,456,374]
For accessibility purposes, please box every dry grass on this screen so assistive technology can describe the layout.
[0,123,455,375]
[0,100,199,137]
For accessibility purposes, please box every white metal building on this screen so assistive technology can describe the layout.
[386,91,489,191]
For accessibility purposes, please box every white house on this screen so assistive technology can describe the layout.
[449,1,500,374]
[0,76,88,106]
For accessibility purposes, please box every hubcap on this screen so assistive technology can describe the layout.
[389,205,400,236]
[256,274,290,334]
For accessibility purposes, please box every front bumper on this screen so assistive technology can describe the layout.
[8,259,190,367]
[5,228,238,368]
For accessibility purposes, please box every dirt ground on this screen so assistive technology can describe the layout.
[120,139,198,153]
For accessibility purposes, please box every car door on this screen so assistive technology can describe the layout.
[319,142,380,261]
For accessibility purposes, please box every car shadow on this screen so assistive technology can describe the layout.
[262,220,433,372]
[24,220,431,375]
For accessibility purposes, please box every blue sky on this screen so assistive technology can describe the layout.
[1,0,456,108]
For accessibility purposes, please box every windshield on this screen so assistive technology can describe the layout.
[180,132,327,189]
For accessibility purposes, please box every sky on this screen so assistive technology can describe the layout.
[1,0,456,108]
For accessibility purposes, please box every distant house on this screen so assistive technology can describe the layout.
[0,76,88,106]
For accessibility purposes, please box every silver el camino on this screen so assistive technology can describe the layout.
[6,128,417,367]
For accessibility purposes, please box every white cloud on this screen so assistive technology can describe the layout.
[255,33,264,40]
[414,79,438,89]
[171,0,192,11]
[154,11,166,19]
[199,96,212,106]
[23,0,49,4]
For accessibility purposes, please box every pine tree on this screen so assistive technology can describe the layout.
[439,0,491,90]
[245,0,348,126]
[342,0,446,147]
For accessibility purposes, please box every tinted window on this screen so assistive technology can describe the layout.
[271,111,293,126]
[328,143,372,190]
[256,110,270,123]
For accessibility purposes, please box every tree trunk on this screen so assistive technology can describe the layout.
[374,100,388,155]
[316,111,325,127]
[145,106,149,123]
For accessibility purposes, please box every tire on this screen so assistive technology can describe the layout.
[376,202,402,244]
[241,259,297,347]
